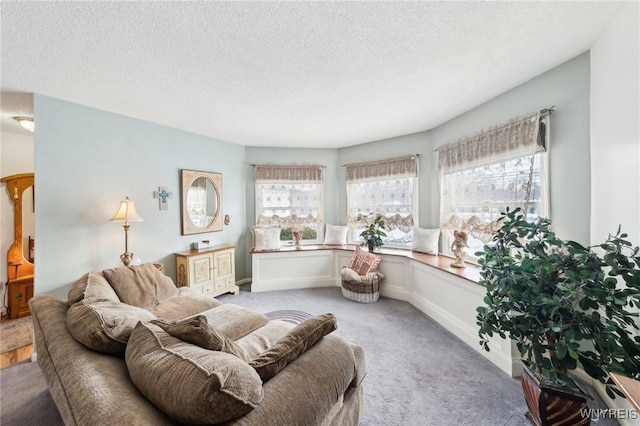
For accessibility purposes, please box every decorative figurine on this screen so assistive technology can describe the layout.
[450,230,468,268]
[293,230,303,249]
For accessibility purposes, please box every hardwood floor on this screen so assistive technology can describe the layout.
[0,344,33,369]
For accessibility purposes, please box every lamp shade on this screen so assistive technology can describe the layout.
[109,197,143,223]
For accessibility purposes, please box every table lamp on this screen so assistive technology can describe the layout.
[109,196,143,266]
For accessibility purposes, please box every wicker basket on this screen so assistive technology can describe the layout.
[340,268,384,303]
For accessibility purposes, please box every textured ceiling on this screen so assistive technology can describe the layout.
[0,1,625,147]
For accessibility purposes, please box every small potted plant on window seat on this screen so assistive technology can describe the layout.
[358,214,388,252]
[476,208,640,425]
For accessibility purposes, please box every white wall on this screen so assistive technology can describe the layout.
[589,3,639,423]
[34,96,248,299]
[590,1,640,246]
[1,130,34,312]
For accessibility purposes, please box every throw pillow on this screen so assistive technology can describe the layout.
[411,227,441,255]
[126,321,264,424]
[348,246,382,275]
[67,271,120,305]
[103,263,179,309]
[249,313,337,381]
[151,315,250,361]
[323,224,348,245]
[67,298,157,356]
[147,287,222,320]
[251,226,282,251]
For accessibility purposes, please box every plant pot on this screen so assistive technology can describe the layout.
[520,361,591,426]
[367,240,375,252]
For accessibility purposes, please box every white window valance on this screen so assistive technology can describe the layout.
[346,155,417,182]
[438,112,545,171]
[255,164,323,182]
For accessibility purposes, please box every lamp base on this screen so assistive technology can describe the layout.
[120,252,134,266]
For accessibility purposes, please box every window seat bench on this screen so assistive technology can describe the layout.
[250,244,519,377]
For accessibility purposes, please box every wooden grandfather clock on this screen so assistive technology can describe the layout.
[1,173,35,319]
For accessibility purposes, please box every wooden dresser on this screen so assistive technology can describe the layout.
[8,274,34,319]
[174,244,239,297]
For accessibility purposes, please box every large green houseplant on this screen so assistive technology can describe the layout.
[476,208,640,423]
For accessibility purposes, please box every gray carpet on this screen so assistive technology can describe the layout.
[0,287,619,425]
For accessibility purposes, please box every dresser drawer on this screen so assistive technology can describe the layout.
[202,283,217,296]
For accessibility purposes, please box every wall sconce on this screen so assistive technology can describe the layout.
[13,116,35,133]
[109,196,143,266]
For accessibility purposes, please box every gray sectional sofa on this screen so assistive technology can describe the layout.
[29,263,366,425]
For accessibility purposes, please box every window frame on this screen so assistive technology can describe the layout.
[440,149,548,262]
[346,174,419,249]
[255,179,324,245]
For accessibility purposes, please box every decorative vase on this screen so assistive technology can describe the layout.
[520,361,590,426]
[367,240,375,252]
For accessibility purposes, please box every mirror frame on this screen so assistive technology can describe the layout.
[180,169,223,235]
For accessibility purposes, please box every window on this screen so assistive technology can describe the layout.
[438,111,549,259]
[255,165,323,243]
[346,155,418,247]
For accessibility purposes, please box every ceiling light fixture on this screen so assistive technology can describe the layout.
[13,116,35,132]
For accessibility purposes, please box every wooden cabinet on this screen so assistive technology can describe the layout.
[8,274,34,319]
[174,245,239,297]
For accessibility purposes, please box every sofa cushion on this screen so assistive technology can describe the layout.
[67,298,157,356]
[151,315,250,361]
[148,287,222,319]
[348,246,382,275]
[102,263,179,309]
[234,320,295,359]
[67,271,120,305]
[125,321,264,424]
[195,304,269,341]
[249,313,337,381]
[411,227,440,255]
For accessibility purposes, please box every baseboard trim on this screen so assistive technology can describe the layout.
[409,292,515,377]
[236,278,252,286]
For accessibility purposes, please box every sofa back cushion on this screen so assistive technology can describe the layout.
[151,315,250,361]
[67,271,120,305]
[67,298,157,356]
[102,263,179,308]
[249,313,337,381]
[148,287,222,320]
[196,304,269,341]
[125,321,264,424]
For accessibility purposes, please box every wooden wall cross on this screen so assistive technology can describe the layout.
[153,186,172,210]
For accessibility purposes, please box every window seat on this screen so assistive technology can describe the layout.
[250,244,519,377]
[251,244,481,282]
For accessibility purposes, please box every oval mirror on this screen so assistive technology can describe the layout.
[181,170,223,235]
[186,177,217,227]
